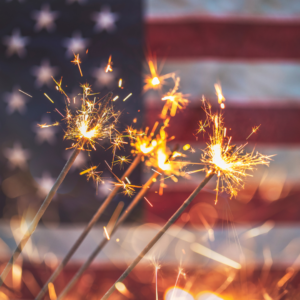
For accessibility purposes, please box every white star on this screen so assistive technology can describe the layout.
[3,142,31,170]
[3,86,29,114]
[63,150,87,171]
[32,116,58,145]
[31,59,59,88]
[32,4,59,33]
[2,29,29,58]
[66,0,87,4]
[62,31,89,58]
[35,171,55,197]
[91,6,119,33]
[92,63,116,88]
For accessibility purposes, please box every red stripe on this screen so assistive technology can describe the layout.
[144,189,300,225]
[146,19,300,59]
[145,106,300,144]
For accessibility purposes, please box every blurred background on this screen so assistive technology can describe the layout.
[1,0,300,299]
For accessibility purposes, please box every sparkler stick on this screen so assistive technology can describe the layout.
[35,153,142,300]
[0,145,82,287]
[56,171,160,300]
[101,172,214,300]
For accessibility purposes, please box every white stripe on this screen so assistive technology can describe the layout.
[145,61,300,106]
[142,144,300,198]
[1,222,300,268]
[146,0,300,20]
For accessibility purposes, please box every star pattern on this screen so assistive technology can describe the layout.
[32,116,59,145]
[62,31,89,58]
[35,171,56,197]
[91,6,119,33]
[92,63,116,88]
[32,4,59,33]
[3,142,31,170]
[3,86,29,114]
[2,29,29,58]
[31,59,59,88]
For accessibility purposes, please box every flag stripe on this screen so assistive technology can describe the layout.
[145,107,300,144]
[145,60,300,105]
[146,19,300,59]
[146,0,300,20]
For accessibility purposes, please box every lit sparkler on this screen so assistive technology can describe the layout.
[64,89,120,151]
[189,99,272,203]
[113,155,131,169]
[161,76,189,118]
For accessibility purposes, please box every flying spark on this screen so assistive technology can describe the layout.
[71,53,83,77]
[19,89,32,97]
[44,93,54,103]
[105,55,113,73]
[161,76,189,118]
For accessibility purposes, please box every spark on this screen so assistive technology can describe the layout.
[190,98,272,203]
[104,160,142,197]
[19,89,32,97]
[161,76,189,118]
[191,242,241,269]
[214,83,225,109]
[183,144,190,151]
[243,220,275,239]
[80,166,97,175]
[84,165,103,190]
[55,108,65,118]
[71,53,83,77]
[123,93,132,101]
[144,197,153,207]
[113,156,131,169]
[112,95,119,101]
[44,93,54,103]
[118,78,122,88]
[125,177,131,184]
[52,76,70,102]
[105,55,113,72]
[144,58,174,91]
[48,282,57,300]
[37,121,59,128]
[246,124,261,140]
[103,226,110,240]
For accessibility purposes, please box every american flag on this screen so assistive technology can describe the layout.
[1,0,300,299]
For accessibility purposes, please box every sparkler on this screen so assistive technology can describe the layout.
[188,99,272,203]
[101,172,214,300]
[161,76,189,118]
[64,91,120,151]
